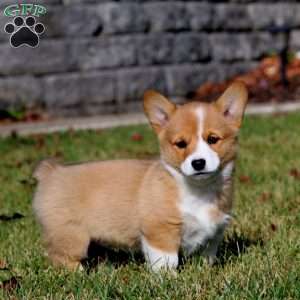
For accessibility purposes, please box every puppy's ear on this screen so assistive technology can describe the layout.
[215,81,248,128]
[143,90,176,134]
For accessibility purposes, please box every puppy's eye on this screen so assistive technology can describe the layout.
[175,140,187,149]
[207,135,220,145]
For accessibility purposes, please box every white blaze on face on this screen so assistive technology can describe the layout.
[180,107,220,177]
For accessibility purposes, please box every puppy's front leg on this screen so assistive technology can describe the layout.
[203,213,231,265]
[141,237,178,271]
[203,233,223,265]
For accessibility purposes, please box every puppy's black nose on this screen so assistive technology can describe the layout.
[191,159,206,171]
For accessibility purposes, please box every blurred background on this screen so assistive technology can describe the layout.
[0,0,300,122]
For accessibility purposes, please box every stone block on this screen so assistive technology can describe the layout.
[0,40,73,75]
[210,33,284,62]
[248,4,300,29]
[291,30,300,49]
[165,62,258,97]
[73,36,137,71]
[186,2,213,31]
[40,5,101,38]
[117,67,167,105]
[144,2,189,32]
[0,0,61,6]
[43,71,116,110]
[0,15,9,41]
[173,33,211,63]
[225,61,258,78]
[98,3,148,34]
[165,64,223,96]
[137,33,210,65]
[137,34,174,65]
[213,4,252,30]
[0,76,42,109]
[210,33,252,61]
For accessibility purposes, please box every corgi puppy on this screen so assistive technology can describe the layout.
[33,82,248,271]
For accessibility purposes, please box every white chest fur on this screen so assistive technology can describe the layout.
[163,162,232,255]
[180,190,230,255]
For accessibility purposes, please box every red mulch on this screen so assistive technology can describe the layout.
[191,56,300,104]
[0,109,48,125]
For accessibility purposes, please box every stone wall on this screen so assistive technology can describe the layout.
[0,0,300,116]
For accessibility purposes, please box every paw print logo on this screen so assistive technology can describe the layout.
[4,16,45,48]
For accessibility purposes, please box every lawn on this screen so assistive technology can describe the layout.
[0,112,299,300]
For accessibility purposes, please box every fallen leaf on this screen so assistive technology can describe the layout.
[0,276,20,292]
[289,168,300,180]
[0,259,8,270]
[14,160,22,168]
[54,151,63,158]
[257,192,271,203]
[121,275,129,284]
[10,130,18,139]
[23,111,44,122]
[192,55,300,105]
[270,223,277,232]
[33,135,45,149]
[239,175,252,184]
[131,133,143,142]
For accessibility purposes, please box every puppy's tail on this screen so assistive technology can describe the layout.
[33,159,60,181]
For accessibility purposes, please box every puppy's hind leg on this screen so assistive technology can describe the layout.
[44,225,90,271]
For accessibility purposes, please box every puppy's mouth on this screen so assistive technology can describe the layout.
[184,170,220,186]
[190,170,220,180]
[193,171,214,176]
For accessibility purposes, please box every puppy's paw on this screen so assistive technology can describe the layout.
[205,255,217,266]
[222,214,232,226]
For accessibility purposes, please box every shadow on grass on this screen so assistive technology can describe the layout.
[81,232,264,272]
[81,241,144,272]
[0,213,24,222]
[217,232,264,266]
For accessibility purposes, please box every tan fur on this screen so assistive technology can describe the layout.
[33,82,247,269]
[203,104,239,166]
[33,159,182,268]
[34,159,59,181]
[138,162,182,252]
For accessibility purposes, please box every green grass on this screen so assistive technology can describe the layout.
[0,112,300,300]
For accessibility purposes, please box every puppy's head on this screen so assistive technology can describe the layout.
[143,82,248,181]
